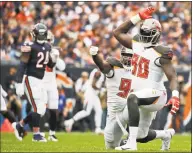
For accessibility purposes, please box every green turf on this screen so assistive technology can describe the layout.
[0,132,191,152]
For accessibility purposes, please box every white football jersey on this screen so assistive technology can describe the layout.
[43,48,66,83]
[131,38,170,91]
[106,66,132,113]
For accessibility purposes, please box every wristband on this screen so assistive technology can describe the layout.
[172,90,179,98]
[130,14,141,25]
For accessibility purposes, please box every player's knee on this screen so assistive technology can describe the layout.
[127,94,138,104]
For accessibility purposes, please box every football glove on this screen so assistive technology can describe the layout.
[139,6,155,20]
[15,83,24,97]
[50,48,59,63]
[89,46,99,56]
[165,96,180,115]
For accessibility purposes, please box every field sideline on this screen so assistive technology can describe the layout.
[1,132,191,152]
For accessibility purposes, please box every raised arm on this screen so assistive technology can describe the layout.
[89,46,113,75]
[113,6,155,49]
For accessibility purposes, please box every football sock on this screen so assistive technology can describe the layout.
[154,130,167,139]
[49,109,57,131]
[137,129,156,143]
[2,110,16,123]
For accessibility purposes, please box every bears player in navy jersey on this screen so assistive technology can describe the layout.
[113,6,179,151]
[12,23,56,142]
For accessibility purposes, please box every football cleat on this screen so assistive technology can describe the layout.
[12,122,26,141]
[32,134,47,142]
[48,135,58,142]
[64,119,74,132]
[161,128,175,150]
[115,138,137,151]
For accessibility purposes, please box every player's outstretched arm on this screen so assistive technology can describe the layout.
[160,57,180,114]
[90,46,112,74]
[113,6,155,49]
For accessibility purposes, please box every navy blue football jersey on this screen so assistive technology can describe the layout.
[21,41,52,79]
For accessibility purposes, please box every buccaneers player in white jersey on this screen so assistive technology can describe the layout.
[113,6,179,151]
[64,68,104,134]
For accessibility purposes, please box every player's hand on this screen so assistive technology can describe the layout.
[50,48,59,63]
[139,6,155,20]
[89,46,99,56]
[15,83,24,97]
[165,96,180,115]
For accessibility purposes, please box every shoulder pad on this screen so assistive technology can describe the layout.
[106,57,123,68]
[20,42,33,52]
[133,35,140,42]
[154,45,173,60]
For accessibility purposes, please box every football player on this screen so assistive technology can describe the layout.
[12,23,56,142]
[90,46,133,148]
[43,31,66,141]
[64,68,105,134]
[113,6,179,150]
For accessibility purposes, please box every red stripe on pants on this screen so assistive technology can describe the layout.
[25,77,37,112]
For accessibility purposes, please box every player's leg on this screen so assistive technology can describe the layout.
[64,98,93,132]
[47,86,59,141]
[116,89,168,150]
[104,114,124,149]
[0,96,16,124]
[115,93,139,150]
[23,76,47,142]
[93,95,103,134]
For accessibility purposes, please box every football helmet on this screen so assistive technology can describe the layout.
[47,30,55,45]
[31,23,48,44]
[138,18,161,46]
[120,47,133,70]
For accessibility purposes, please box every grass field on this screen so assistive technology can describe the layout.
[1,132,191,152]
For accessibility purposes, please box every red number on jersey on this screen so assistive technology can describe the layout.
[117,78,131,99]
[131,53,150,79]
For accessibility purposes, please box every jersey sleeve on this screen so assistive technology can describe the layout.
[154,45,174,60]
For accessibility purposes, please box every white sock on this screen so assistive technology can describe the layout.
[127,126,138,145]
[49,130,55,135]
[155,130,166,139]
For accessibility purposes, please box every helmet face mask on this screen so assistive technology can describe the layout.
[138,18,161,46]
[120,47,133,70]
[31,23,48,44]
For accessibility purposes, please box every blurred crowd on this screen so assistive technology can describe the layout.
[1,1,192,70]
